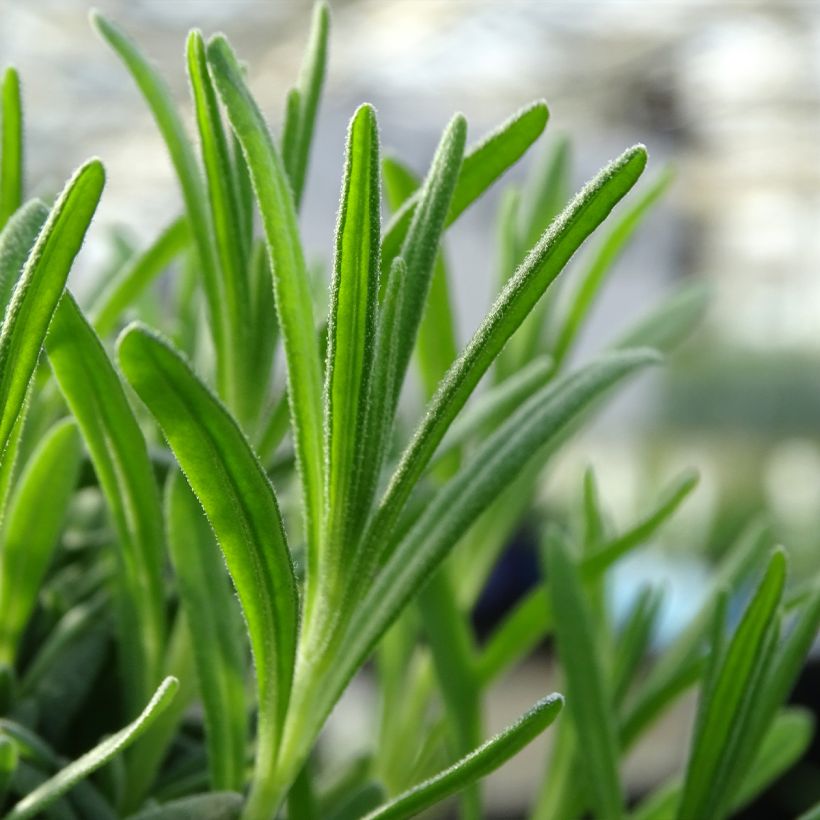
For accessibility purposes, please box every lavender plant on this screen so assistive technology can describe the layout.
[0,4,816,820]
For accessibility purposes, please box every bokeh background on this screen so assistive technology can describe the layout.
[4,0,820,815]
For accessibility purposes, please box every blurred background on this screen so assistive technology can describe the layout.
[3,0,820,815]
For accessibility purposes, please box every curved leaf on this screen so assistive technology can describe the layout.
[363,694,563,820]
[6,677,179,820]
[0,198,48,317]
[207,34,324,582]
[0,160,103,458]
[117,323,297,819]
[165,471,247,792]
[0,419,82,664]
[45,293,166,716]
[360,145,648,576]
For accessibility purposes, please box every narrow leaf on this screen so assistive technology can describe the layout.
[545,530,624,820]
[207,34,325,579]
[6,678,179,820]
[381,101,550,266]
[362,694,563,820]
[0,67,23,229]
[323,103,381,594]
[165,471,247,792]
[0,199,48,317]
[281,1,330,207]
[0,160,103,458]
[90,217,190,337]
[117,323,298,819]
[0,419,82,664]
[677,550,786,820]
[45,293,166,715]
[128,792,244,820]
[361,146,648,575]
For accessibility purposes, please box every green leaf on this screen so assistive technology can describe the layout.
[612,585,663,707]
[6,678,179,820]
[431,355,554,467]
[620,518,772,749]
[165,471,247,792]
[281,1,330,208]
[117,323,298,820]
[323,103,381,597]
[379,114,466,407]
[362,694,563,820]
[207,34,325,582]
[676,549,786,820]
[90,13,229,398]
[0,419,82,664]
[45,293,166,716]
[614,281,708,354]
[381,101,550,267]
[361,145,648,578]
[0,160,103,460]
[128,792,244,820]
[552,168,673,367]
[187,29,253,422]
[545,530,623,820]
[731,707,814,812]
[383,155,459,403]
[90,217,190,337]
[0,198,48,317]
[0,67,23,229]
[0,733,18,805]
[329,350,656,741]
[581,469,698,577]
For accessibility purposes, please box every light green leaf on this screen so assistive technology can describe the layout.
[362,694,563,820]
[361,146,648,584]
[381,101,550,267]
[0,160,103,460]
[323,103,381,598]
[0,199,48,317]
[676,549,786,820]
[6,678,178,820]
[379,114,466,407]
[90,13,230,397]
[45,293,166,716]
[281,1,330,208]
[552,168,673,367]
[545,529,623,820]
[90,217,190,337]
[207,34,324,584]
[117,323,297,820]
[0,419,82,664]
[0,67,23,229]
[165,471,247,792]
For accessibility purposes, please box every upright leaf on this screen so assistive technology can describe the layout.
[381,101,550,267]
[0,199,48,317]
[117,323,298,819]
[45,293,166,716]
[0,419,82,664]
[91,14,230,397]
[545,531,624,820]
[281,1,330,207]
[207,35,325,591]
[676,550,786,820]
[0,67,23,229]
[90,217,190,337]
[0,160,103,459]
[165,471,247,792]
[323,104,381,595]
[359,146,648,576]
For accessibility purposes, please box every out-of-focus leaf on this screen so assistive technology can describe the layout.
[0,67,23,229]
